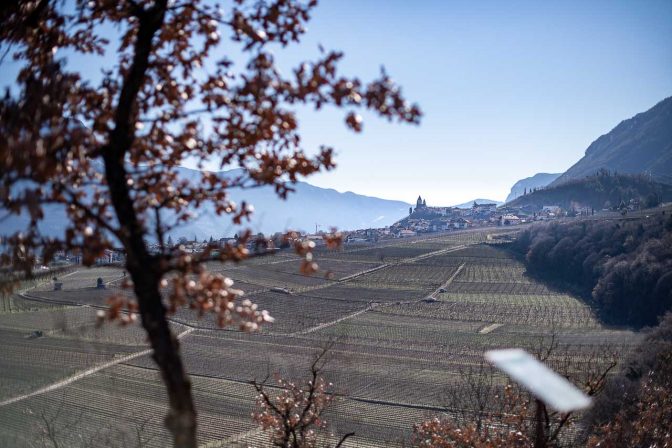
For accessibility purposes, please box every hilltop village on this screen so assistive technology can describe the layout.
[343,195,562,243]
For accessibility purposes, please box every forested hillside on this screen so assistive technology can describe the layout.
[508,171,672,211]
[512,213,672,328]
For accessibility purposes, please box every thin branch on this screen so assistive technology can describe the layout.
[137,107,212,122]
[154,207,165,254]
[63,188,121,237]
[252,380,284,418]
[549,411,573,443]
[335,432,355,448]
[0,43,13,65]
[106,0,167,161]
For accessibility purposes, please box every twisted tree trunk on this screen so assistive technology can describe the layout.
[101,1,198,446]
[104,140,197,448]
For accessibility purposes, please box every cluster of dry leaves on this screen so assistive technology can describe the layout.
[587,350,672,447]
[253,374,334,447]
[412,418,532,448]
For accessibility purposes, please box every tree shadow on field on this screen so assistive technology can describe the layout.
[491,242,628,330]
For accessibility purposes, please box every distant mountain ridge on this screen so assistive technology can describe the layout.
[206,168,411,234]
[505,173,561,203]
[552,96,672,186]
[2,167,411,238]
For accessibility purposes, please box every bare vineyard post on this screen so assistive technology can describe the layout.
[534,398,545,448]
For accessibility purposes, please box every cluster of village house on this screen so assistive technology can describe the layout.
[343,195,566,243]
[46,195,575,264]
[342,194,656,244]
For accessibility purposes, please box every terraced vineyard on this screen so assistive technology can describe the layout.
[0,228,639,447]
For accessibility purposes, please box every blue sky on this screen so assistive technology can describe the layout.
[269,0,672,204]
[2,0,671,206]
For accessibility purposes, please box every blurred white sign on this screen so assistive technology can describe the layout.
[485,348,592,413]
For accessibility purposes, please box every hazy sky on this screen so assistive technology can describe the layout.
[2,1,671,206]
[266,0,672,205]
